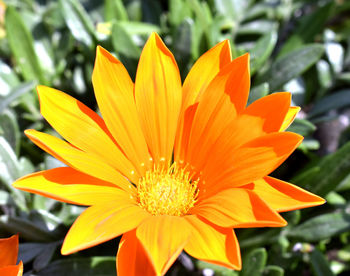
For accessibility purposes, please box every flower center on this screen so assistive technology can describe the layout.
[137,162,199,216]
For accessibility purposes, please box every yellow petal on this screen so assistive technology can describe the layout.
[92,46,150,175]
[0,235,18,267]
[13,167,130,206]
[184,215,241,270]
[175,40,231,162]
[25,129,134,193]
[280,106,301,131]
[253,176,325,212]
[37,85,138,182]
[135,33,182,164]
[192,188,286,228]
[136,215,190,275]
[61,202,150,255]
[117,230,156,276]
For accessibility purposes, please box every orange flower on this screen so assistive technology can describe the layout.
[13,33,325,275]
[0,235,23,276]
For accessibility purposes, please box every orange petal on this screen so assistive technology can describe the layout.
[203,132,303,197]
[184,54,250,170]
[194,114,265,186]
[0,235,18,267]
[184,215,241,270]
[0,262,23,276]
[182,40,232,109]
[136,215,190,275]
[61,202,150,255]
[192,188,286,228]
[244,92,291,132]
[36,85,138,181]
[174,40,231,161]
[25,130,134,193]
[13,167,131,206]
[117,230,156,276]
[135,33,182,164]
[92,46,150,174]
[253,176,325,212]
[280,106,301,131]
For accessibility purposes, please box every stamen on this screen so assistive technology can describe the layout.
[137,162,199,216]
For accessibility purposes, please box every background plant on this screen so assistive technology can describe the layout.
[0,0,350,275]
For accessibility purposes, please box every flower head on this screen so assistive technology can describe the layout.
[0,235,23,276]
[13,33,325,275]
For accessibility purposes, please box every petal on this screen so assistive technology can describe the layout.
[0,235,18,266]
[135,33,182,164]
[25,130,134,193]
[0,262,23,276]
[280,106,301,131]
[174,40,231,161]
[37,85,138,181]
[193,114,265,185]
[182,40,232,109]
[244,92,291,132]
[184,215,241,270]
[117,230,156,276]
[253,176,325,212]
[61,201,150,255]
[13,167,130,206]
[92,46,150,174]
[192,188,286,228]
[184,54,250,170]
[136,215,191,276]
[202,132,303,197]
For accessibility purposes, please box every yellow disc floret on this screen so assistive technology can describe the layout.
[137,162,199,216]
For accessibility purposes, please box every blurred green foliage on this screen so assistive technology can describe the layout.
[1,0,350,275]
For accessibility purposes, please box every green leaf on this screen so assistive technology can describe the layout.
[294,141,350,197]
[141,0,162,25]
[5,7,47,84]
[19,242,49,264]
[0,190,10,205]
[241,248,267,276]
[111,22,141,59]
[0,61,20,96]
[169,0,192,26]
[197,260,238,276]
[287,118,316,136]
[172,19,192,77]
[0,215,58,242]
[288,210,350,242]
[118,21,160,35]
[0,81,36,113]
[33,242,59,271]
[59,0,96,47]
[278,2,335,57]
[238,20,278,35]
[248,83,269,105]
[308,89,350,118]
[105,0,128,21]
[310,249,335,276]
[325,191,346,205]
[0,110,20,154]
[263,265,284,276]
[250,32,277,75]
[36,257,116,276]
[0,136,20,184]
[257,44,324,91]
[214,0,249,21]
